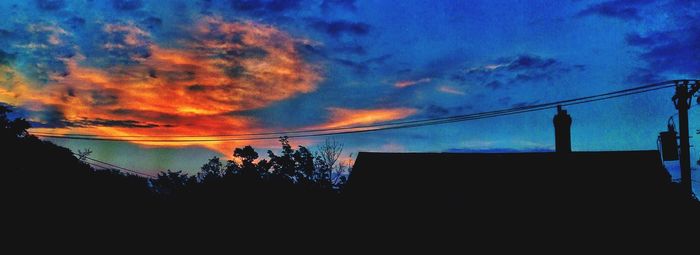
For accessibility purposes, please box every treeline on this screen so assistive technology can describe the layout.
[2,104,350,220]
[149,137,352,212]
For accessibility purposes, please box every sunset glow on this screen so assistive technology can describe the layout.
[0,16,333,155]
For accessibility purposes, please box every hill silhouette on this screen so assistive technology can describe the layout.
[2,104,345,227]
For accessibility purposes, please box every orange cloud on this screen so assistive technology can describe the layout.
[1,17,323,156]
[320,107,418,129]
[394,77,431,88]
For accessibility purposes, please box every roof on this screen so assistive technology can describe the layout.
[346,151,671,211]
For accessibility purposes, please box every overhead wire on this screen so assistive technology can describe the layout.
[29,80,679,142]
[73,152,157,178]
[25,80,696,178]
[29,81,678,138]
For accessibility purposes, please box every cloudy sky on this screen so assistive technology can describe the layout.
[0,0,698,184]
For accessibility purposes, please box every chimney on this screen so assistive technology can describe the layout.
[553,105,572,153]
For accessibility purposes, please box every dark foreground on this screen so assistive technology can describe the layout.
[2,105,699,244]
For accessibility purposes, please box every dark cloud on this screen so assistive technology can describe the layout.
[186,84,241,94]
[332,58,359,68]
[398,52,469,82]
[0,29,13,38]
[25,106,72,128]
[333,44,366,55]
[228,0,302,12]
[311,20,370,37]
[465,55,562,75]
[0,50,15,66]
[577,0,654,20]
[498,97,511,105]
[198,0,214,12]
[224,66,246,78]
[110,109,137,116]
[632,29,700,76]
[64,17,86,30]
[142,17,163,30]
[333,54,391,74]
[112,0,143,11]
[66,88,76,97]
[512,73,552,82]
[23,105,168,128]
[485,80,502,90]
[424,105,449,117]
[25,58,71,83]
[420,104,472,118]
[625,68,664,84]
[107,109,181,123]
[321,0,357,12]
[71,118,166,128]
[3,22,76,83]
[460,54,583,90]
[221,46,268,60]
[624,1,700,78]
[187,84,208,92]
[36,0,65,11]
[229,0,265,11]
[506,55,558,71]
[266,0,302,12]
[296,42,367,64]
[86,23,152,68]
[90,90,120,106]
[297,43,326,57]
[625,32,671,47]
[363,54,391,65]
[53,47,76,59]
[159,70,196,82]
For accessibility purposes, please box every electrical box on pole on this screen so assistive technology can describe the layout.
[659,123,678,161]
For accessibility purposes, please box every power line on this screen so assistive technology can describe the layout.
[29,80,679,142]
[32,82,676,142]
[74,153,157,178]
[29,80,678,139]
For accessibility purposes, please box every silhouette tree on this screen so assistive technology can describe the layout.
[152,170,193,196]
[233,145,261,178]
[0,104,30,139]
[333,152,353,189]
[199,156,225,181]
[316,138,344,188]
[76,148,93,161]
[1,104,158,220]
[267,136,296,180]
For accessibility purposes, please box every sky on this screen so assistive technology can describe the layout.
[0,0,699,189]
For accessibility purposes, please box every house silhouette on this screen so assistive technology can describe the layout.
[346,106,685,220]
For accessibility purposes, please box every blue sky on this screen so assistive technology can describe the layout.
[0,0,698,190]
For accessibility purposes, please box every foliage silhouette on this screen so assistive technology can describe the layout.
[1,104,348,225]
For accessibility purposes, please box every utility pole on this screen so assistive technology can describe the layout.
[672,80,699,195]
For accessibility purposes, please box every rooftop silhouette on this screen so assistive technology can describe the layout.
[345,106,699,222]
